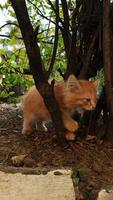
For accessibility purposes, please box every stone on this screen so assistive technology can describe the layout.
[0,169,75,200]
[97,188,113,200]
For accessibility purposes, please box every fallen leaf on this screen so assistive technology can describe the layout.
[85,135,97,142]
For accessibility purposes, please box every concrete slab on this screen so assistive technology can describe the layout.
[97,188,113,200]
[0,169,75,200]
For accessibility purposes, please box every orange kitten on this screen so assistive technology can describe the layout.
[22,75,98,135]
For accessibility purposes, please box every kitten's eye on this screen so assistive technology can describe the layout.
[85,98,90,102]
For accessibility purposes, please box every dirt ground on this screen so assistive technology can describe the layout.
[0,103,113,199]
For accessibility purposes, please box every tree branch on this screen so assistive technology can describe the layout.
[47,0,64,26]
[27,0,62,30]
[60,0,71,58]
[79,25,99,79]
[0,22,19,30]
[47,0,59,78]
[64,0,83,80]
[61,0,69,30]
[0,34,11,38]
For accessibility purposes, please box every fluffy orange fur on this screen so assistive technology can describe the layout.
[22,75,98,135]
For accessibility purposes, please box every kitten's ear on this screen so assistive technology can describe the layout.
[66,74,82,92]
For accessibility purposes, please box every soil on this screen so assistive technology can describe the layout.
[0,103,113,199]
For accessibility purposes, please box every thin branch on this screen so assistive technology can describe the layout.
[47,0,56,13]
[46,16,52,38]
[47,0,64,26]
[0,22,19,30]
[71,0,83,28]
[63,0,84,79]
[40,40,53,45]
[0,34,11,38]
[61,0,70,30]
[47,0,59,78]
[64,27,77,80]
[38,27,55,35]
[27,0,62,29]
[60,0,71,58]
[58,68,65,79]
[0,34,22,40]
[79,25,99,79]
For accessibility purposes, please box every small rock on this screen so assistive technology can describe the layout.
[54,171,63,175]
[11,154,26,167]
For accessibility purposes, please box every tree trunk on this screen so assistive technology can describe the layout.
[103,0,113,141]
[10,0,66,146]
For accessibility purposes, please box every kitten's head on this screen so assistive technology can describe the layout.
[65,74,99,114]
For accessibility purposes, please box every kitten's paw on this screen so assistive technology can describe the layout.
[65,132,76,141]
[66,121,79,132]
[21,129,32,135]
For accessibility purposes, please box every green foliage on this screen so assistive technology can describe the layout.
[96,68,104,86]
[0,72,33,101]
[96,69,105,95]
[0,0,34,102]
[0,0,71,102]
[89,69,104,97]
[0,0,66,103]
[0,43,33,101]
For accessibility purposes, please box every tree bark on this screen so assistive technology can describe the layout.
[103,0,113,117]
[103,0,113,141]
